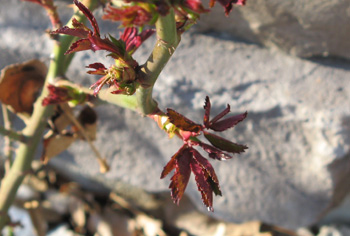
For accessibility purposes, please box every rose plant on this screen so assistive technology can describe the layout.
[0,0,247,230]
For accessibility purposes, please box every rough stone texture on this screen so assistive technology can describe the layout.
[197,0,350,59]
[1,0,350,230]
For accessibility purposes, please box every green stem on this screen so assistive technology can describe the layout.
[0,1,99,230]
[136,8,180,115]
[56,4,180,116]
[55,80,139,111]
[2,105,14,173]
[0,86,54,231]
[0,1,179,229]
[58,0,99,76]
[43,0,62,30]
[0,126,29,144]
[97,90,139,112]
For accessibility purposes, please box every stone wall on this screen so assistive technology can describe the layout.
[1,0,350,230]
[198,0,350,59]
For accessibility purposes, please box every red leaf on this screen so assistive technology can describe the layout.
[42,84,70,106]
[87,35,124,57]
[169,148,192,205]
[190,160,214,211]
[209,111,247,132]
[161,157,176,179]
[183,0,209,14]
[197,141,232,160]
[23,0,43,4]
[203,96,211,128]
[121,27,155,54]
[191,150,222,196]
[51,24,89,38]
[207,175,222,197]
[212,0,246,16]
[167,108,202,133]
[161,145,187,179]
[65,38,92,54]
[89,76,109,96]
[235,0,246,5]
[73,0,100,36]
[71,18,90,32]
[210,104,230,125]
[204,131,248,154]
[102,5,153,27]
[86,63,107,75]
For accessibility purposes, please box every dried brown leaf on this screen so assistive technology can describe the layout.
[134,213,166,236]
[52,105,74,133]
[24,200,47,236]
[0,59,46,114]
[88,210,116,236]
[69,198,86,230]
[41,133,77,164]
[24,174,48,192]
[75,105,97,141]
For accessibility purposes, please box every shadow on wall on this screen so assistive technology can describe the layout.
[318,151,350,225]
